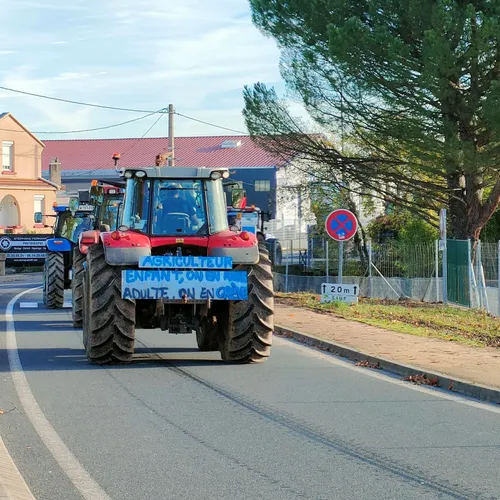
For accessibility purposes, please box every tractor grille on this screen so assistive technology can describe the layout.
[151,245,207,257]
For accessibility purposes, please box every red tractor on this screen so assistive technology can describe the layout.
[80,166,274,364]
[71,180,125,328]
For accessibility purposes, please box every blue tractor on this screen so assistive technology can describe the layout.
[35,193,94,308]
[224,183,283,266]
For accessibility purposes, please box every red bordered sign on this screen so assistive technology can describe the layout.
[325,209,358,242]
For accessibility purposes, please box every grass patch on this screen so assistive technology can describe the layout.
[276,292,500,348]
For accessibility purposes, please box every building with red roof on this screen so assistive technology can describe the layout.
[41,135,291,219]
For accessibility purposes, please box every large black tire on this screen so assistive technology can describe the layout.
[82,266,89,349]
[45,252,64,309]
[220,244,274,363]
[71,247,85,328]
[84,244,136,364]
[266,239,283,266]
[42,258,48,306]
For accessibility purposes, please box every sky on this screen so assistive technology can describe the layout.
[0,0,306,140]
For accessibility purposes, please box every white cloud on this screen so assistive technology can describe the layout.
[0,0,309,138]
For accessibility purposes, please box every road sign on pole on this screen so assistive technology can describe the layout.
[325,209,358,242]
[325,209,358,286]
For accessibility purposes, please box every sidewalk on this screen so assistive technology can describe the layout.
[0,272,42,284]
[275,302,500,390]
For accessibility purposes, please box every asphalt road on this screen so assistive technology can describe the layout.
[1,277,500,500]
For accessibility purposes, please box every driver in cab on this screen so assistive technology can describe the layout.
[157,183,200,229]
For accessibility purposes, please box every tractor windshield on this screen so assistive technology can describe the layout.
[99,195,121,230]
[152,179,206,236]
[121,176,229,236]
[55,212,92,243]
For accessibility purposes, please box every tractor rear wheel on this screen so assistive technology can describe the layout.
[71,247,85,328]
[84,244,136,364]
[45,251,64,309]
[220,244,274,363]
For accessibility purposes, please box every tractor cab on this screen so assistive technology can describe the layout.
[88,180,125,232]
[118,167,230,239]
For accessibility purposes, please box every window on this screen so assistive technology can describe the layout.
[122,178,151,232]
[34,195,44,217]
[2,141,13,171]
[254,180,270,192]
[151,179,208,236]
[206,178,229,234]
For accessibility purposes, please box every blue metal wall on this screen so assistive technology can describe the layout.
[49,166,278,219]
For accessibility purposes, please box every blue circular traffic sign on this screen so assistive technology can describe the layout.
[325,209,358,241]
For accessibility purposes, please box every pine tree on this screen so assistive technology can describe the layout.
[245,0,500,240]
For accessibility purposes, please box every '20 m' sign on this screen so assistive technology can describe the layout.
[321,284,359,296]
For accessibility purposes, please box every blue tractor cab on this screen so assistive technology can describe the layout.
[224,183,283,266]
[35,194,94,308]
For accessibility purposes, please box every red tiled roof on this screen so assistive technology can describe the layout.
[0,178,56,189]
[41,135,289,173]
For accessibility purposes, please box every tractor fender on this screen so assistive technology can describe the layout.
[100,231,151,266]
[208,230,259,265]
[46,238,72,252]
[78,230,100,255]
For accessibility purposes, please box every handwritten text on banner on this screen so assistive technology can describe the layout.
[139,256,233,269]
[121,270,248,300]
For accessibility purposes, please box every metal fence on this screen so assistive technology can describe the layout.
[273,237,500,318]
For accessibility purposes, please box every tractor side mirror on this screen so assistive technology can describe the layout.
[231,188,247,209]
[34,212,43,224]
[69,196,80,214]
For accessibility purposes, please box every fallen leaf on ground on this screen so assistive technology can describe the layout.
[403,374,439,386]
[356,360,382,369]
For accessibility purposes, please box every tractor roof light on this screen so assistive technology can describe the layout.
[134,170,146,178]
[124,171,133,179]
[210,171,222,180]
[222,171,230,179]
[91,180,98,186]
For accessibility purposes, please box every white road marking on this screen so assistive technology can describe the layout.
[0,437,36,499]
[6,287,112,500]
[19,302,38,309]
[274,336,500,415]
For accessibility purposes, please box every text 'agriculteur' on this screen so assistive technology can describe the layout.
[138,256,233,269]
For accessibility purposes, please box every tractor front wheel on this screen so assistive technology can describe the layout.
[71,247,85,328]
[220,244,274,363]
[84,244,136,364]
[45,251,64,309]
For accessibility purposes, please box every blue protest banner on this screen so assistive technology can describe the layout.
[121,269,248,300]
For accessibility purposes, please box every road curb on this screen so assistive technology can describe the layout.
[275,324,500,405]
